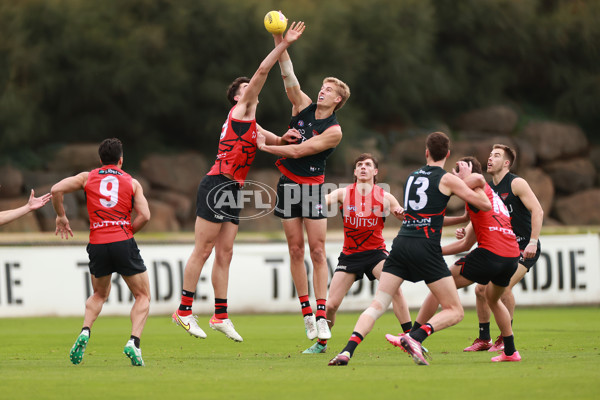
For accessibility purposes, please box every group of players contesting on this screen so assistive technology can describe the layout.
[3,15,542,367]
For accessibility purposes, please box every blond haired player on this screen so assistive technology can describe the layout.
[257,30,350,342]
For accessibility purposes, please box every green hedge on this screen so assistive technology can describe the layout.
[0,0,597,168]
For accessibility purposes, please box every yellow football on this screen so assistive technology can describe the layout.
[264,10,287,35]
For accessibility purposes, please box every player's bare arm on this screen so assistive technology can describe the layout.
[444,161,490,210]
[442,222,477,256]
[383,192,405,221]
[258,125,342,158]
[443,210,470,227]
[441,174,491,212]
[453,160,486,190]
[51,172,89,239]
[512,177,544,258]
[0,189,52,226]
[256,124,302,145]
[272,31,312,114]
[232,21,305,120]
[131,179,151,234]
[325,187,346,207]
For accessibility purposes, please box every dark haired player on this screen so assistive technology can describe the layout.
[461,144,543,352]
[52,138,151,366]
[172,22,306,342]
[302,153,411,354]
[393,156,522,362]
[328,132,491,366]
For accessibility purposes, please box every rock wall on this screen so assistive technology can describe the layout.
[0,106,597,232]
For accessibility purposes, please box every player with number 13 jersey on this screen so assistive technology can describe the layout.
[400,165,450,241]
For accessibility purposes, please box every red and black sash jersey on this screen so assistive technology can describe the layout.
[207,106,257,185]
[467,184,520,257]
[488,172,531,246]
[399,165,449,240]
[85,165,134,244]
[341,184,387,255]
[276,103,339,184]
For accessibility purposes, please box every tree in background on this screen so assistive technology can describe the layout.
[0,0,598,171]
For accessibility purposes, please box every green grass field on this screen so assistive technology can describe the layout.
[1,307,599,399]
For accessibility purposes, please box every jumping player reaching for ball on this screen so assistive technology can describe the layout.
[257,29,350,342]
[172,21,305,342]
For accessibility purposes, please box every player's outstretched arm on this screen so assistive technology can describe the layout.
[233,22,305,120]
[325,187,346,207]
[272,29,312,115]
[0,189,52,226]
[256,124,302,145]
[383,192,405,221]
[258,125,342,158]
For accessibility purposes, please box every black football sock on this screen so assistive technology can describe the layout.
[401,321,413,333]
[130,335,141,349]
[341,331,364,357]
[503,335,516,356]
[410,323,434,343]
[479,322,491,341]
[410,321,422,333]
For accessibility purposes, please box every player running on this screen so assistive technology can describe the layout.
[328,132,491,366]
[52,138,151,366]
[389,156,522,362]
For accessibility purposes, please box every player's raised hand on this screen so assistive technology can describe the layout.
[284,21,305,43]
[453,160,472,180]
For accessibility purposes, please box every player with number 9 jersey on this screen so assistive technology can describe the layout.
[51,138,151,367]
[85,166,134,244]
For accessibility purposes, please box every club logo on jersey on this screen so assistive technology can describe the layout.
[298,120,304,127]
[312,129,319,136]
[345,228,375,250]
[501,193,509,201]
